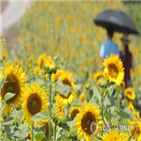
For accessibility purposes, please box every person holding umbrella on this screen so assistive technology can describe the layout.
[94,9,139,67]
[99,25,120,66]
[120,33,135,88]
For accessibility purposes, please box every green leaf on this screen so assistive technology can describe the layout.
[33,124,46,132]
[35,132,45,140]
[3,92,15,103]
[61,123,70,131]
[19,124,30,132]
[106,84,117,97]
[54,78,75,97]
[91,81,100,96]
[116,107,137,121]
[67,120,76,128]
[116,85,123,94]
[0,76,7,89]
[31,110,49,122]
[0,59,2,66]
[2,116,14,125]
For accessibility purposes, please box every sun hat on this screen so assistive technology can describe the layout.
[121,33,130,45]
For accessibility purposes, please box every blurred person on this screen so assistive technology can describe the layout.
[100,26,120,66]
[120,33,135,88]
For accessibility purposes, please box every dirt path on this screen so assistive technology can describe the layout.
[0,0,32,35]
[1,1,9,13]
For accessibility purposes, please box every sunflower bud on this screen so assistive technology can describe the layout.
[97,77,108,88]
[67,128,80,141]
[43,56,57,74]
[52,105,66,127]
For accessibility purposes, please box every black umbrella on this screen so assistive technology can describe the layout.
[94,9,139,35]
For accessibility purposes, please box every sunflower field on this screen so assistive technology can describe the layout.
[0,1,141,141]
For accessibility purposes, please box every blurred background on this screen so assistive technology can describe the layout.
[1,1,141,115]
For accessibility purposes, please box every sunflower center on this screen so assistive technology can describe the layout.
[86,120,91,127]
[71,109,79,120]
[108,64,118,78]
[1,73,20,104]
[81,112,95,135]
[7,83,15,93]
[31,99,38,110]
[27,93,42,115]
[40,60,44,69]
[127,92,131,95]
[131,126,139,138]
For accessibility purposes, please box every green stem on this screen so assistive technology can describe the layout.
[109,109,111,126]
[32,123,34,141]
[101,92,104,121]
[49,74,52,140]
[54,124,57,141]
[67,104,69,120]
[101,91,104,135]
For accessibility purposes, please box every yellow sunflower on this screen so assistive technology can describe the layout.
[128,101,134,112]
[37,53,47,71]
[74,101,101,141]
[79,93,86,103]
[103,54,124,86]
[1,63,27,115]
[54,69,76,106]
[42,120,53,137]
[0,96,2,103]
[133,110,141,121]
[125,87,136,101]
[101,130,128,141]
[130,120,141,139]
[52,69,66,81]
[93,71,105,86]
[138,135,141,141]
[43,56,56,74]
[21,82,48,126]
[69,107,82,120]
[120,81,125,89]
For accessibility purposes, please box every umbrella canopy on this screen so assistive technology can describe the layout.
[94,9,139,35]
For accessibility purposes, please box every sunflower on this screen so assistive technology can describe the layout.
[101,130,128,141]
[54,69,76,106]
[52,69,66,81]
[37,53,47,71]
[138,135,141,141]
[0,96,2,103]
[43,56,56,74]
[103,54,124,86]
[42,120,53,137]
[69,107,82,120]
[1,63,27,115]
[79,93,86,103]
[21,82,48,126]
[128,101,134,112]
[125,87,136,101]
[120,81,125,89]
[132,110,141,121]
[93,71,105,86]
[74,101,101,141]
[130,120,141,139]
